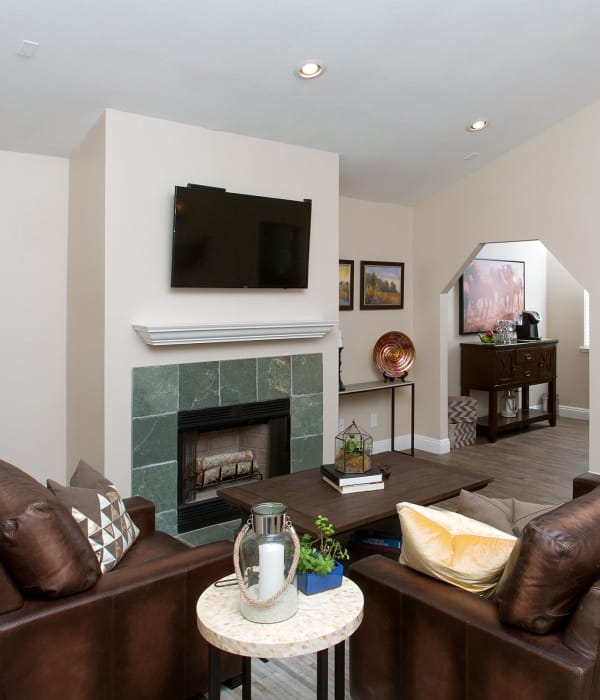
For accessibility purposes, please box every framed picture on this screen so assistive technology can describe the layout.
[360,261,404,310]
[459,258,525,334]
[339,260,354,311]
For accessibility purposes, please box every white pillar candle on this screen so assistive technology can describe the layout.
[258,541,285,600]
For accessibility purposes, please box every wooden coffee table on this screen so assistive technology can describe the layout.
[218,452,492,537]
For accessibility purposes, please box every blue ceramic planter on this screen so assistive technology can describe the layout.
[297,561,344,595]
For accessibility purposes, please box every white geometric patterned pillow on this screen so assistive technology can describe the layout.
[47,477,139,574]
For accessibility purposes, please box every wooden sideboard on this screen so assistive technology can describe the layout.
[460,339,558,442]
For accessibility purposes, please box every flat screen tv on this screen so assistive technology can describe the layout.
[171,184,312,288]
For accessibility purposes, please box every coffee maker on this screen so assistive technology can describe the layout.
[517,310,542,339]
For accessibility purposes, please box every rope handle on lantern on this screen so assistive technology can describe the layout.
[233,516,300,608]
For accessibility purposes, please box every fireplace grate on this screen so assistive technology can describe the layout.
[178,498,241,532]
[178,398,290,431]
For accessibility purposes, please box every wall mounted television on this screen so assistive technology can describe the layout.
[170,184,312,288]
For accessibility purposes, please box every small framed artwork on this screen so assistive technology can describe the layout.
[459,258,525,334]
[360,261,404,310]
[339,259,354,311]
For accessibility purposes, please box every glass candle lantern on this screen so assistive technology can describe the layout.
[335,420,373,473]
[234,502,299,623]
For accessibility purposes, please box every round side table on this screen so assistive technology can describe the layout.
[197,575,364,700]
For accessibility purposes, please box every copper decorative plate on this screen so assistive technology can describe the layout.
[373,331,416,379]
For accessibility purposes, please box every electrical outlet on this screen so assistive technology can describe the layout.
[370,413,378,428]
[338,417,345,432]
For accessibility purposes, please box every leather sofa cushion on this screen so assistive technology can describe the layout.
[48,460,139,574]
[495,486,600,634]
[0,459,100,597]
[457,489,558,535]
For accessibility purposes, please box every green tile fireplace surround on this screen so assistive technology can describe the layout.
[131,353,323,545]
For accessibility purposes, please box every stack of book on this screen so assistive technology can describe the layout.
[320,463,384,494]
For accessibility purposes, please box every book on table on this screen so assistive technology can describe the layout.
[320,463,383,486]
[350,530,402,550]
[322,475,385,494]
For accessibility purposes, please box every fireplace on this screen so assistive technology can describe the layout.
[177,398,290,532]
[131,353,323,541]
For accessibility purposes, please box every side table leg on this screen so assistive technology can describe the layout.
[208,645,220,700]
[242,657,252,700]
[334,641,345,700]
[317,649,328,700]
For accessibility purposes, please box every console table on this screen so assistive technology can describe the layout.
[197,575,364,700]
[460,339,558,442]
[339,380,414,455]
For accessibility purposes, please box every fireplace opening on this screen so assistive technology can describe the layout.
[177,398,290,533]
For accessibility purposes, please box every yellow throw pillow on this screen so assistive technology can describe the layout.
[396,502,517,595]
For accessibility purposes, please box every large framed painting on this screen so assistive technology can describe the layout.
[339,259,354,310]
[459,258,525,334]
[360,261,404,310]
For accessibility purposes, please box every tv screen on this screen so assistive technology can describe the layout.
[171,184,312,288]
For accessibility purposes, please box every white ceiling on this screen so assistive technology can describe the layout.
[3,0,600,205]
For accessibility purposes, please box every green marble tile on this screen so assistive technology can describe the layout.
[155,509,177,536]
[131,461,177,513]
[291,434,323,472]
[290,394,323,438]
[177,523,235,547]
[292,354,323,395]
[220,358,257,405]
[179,362,219,411]
[131,413,177,468]
[132,365,179,417]
[257,356,291,400]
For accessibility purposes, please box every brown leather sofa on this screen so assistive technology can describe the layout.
[348,478,600,700]
[0,459,240,699]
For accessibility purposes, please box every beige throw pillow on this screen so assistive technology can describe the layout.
[397,502,517,595]
[457,489,558,536]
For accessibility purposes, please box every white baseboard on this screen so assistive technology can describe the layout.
[559,405,589,421]
[373,434,451,455]
[531,403,589,421]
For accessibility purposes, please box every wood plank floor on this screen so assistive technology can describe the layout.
[202,418,588,699]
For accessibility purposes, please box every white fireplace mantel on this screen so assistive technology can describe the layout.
[132,320,337,346]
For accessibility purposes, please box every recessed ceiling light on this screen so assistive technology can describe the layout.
[467,119,488,132]
[297,61,325,79]
[17,40,39,58]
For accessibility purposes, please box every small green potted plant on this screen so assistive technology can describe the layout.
[297,515,350,595]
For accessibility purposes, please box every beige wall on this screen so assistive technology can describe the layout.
[0,150,69,482]
[67,115,107,475]
[414,100,600,469]
[338,196,413,449]
[547,252,589,413]
[70,109,340,494]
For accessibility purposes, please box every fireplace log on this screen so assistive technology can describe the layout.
[196,450,261,488]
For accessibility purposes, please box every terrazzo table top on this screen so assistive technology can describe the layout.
[197,574,364,658]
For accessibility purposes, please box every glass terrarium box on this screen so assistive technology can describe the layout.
[335,421,373,473]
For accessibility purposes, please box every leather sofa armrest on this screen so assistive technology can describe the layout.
[124,496,155,536]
